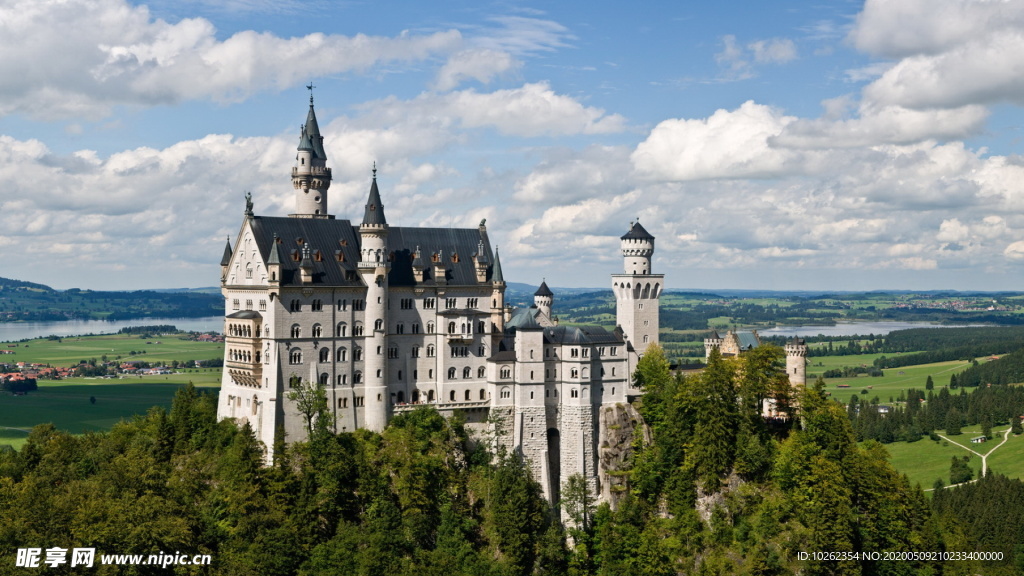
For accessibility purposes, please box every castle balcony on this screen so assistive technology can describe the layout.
[291,166,332,177]
[227,364,262,388]
[446,333,474,344]
[392,399,490,413]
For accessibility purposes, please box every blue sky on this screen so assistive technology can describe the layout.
[2,0,1024,292]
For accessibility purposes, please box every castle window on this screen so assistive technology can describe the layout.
[289,350,302,364]
[259,300,267,311]
[445,298,457,309]
[319,373,328,385]
[246,266,252,279]
[290,299,301,312]
[388,347,398,359]
[480,389,486,400]
[355,396,364,407]
[232,299,240,310]
[571,369,579,378]
[338,299,347,311]
[429,369,433,379]
[500,367,511,379]
[571,348,579,358]
[477,321,485,333]
[353,299,365,311]
[448,322,456,334]
[427,322,435,334]
[643,335,650,343]
[354,348,362,361]
[374,319,383,332]
[312,299,323,311]
[582,349,589,358]
[530,391,534,400]
[500,387,511,399]
[312,324,322,338]
[290,325,301,338]
[612,367,616,376]
[398,371,402,381]
[411,346,420,358]
[337,347,347,361]
[478,345,485,356]
[427,390,435,402]
[319,348,329,363]
[571,389,579,398]
[353,323,364,336]
[610,347,617,356]
[353,372,362,384]
[423,298,435,309]
[464,390,470,401]
[463,367,471,379]
[376,369,382,378]
[412,323,420,334]
[477,367,485,378]
[427,345,435,357]
[339,374,347,385]
[245,299,253,310]
[336,323,347,337]
[448,367,456,380]
[396,323,405,334]
[450,390,456,401]
[413,371,418,380]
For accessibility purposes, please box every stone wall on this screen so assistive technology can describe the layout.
[598,402,649,508]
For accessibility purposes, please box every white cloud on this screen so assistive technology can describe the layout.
[714,35,798,80]
[749,38,797,63]
[632,101,798,180]
[0,0,461,120]
[433,49,521,91]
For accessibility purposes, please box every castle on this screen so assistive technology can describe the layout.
[216,95,663,503]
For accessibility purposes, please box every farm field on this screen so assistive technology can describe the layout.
[881,424,1022,490]
[0,374,221,451]
[814,355,977,405]
[1,332,223,366]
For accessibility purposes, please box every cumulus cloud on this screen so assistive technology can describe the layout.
[850,0,1024,110]
[360,83,627,138]
[714,35,798,80]
[0,0,461,120]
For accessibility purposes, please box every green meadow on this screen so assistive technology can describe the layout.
[1,332,223,366]
[0,374,221,451]
[880,424,1024,491]
[811,354,976,405]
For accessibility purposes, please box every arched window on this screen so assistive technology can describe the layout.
[338,374,346,385]
[500,367,511,379]
[448,367,457,379]
[500,387,511,399]
[463,367,471,379]
[290,324,301,338]
[319,348,329,363]
[427,345,435,357]
[336,323,347,337]
[353,371,362,384]
[450,390,456,401]
[427,390,435,402]
[354,348,363,361]
[289,350,302,364]
[479,388,486,400]
[397,391,405,403]
[374,319,383,332]
[478,367,486,378]
[477,321,486,333]
[319,373,328,385]
[571,388,579,398]
[312,324,322,338]
[337,347,347,362]
[427,322,435,334]
[448,322,456,334]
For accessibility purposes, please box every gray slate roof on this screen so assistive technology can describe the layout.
[220,238,233,266]
[247,216,497,288]
[362,177,387,226]
[534,281,553,297]
[621,221,654,240]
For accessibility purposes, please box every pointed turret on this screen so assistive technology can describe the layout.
[492,247,504,283]
[534,280,553,319]
[220,236,233,266]
[291,91,331,218]
[220,236,233,283]
[362,167,387,226]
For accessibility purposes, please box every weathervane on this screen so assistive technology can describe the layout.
[306,82,315,104]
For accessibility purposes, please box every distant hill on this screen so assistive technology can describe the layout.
[0,277,222,322]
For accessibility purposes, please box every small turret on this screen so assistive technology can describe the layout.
[785,337,807,387]
[291,90,332,218]
[534,280,553,319]
[620,219,654,275]
[220,236,232,283]
[704,329,723,359]
[267,233,282,285]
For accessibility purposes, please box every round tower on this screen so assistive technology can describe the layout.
[621,220,654,275]
[785,337,807,387]
[358,168,390,432]
[291,91,332,218]
[534,280,553,319]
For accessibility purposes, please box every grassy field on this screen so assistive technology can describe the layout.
[813,355,976,405]
[0,373,221,451]
[1,332,223,367]
[880,424,1024,490]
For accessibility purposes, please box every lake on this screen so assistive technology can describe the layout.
[0,316,223,342]
[759,321,971,338]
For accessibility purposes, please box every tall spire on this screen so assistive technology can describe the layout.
[291,89,331,218]
[220,236,233,266]
[492,246,504,283]
[362,165,387,226]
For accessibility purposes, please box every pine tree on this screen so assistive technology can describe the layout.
[945,408,962,436]
[925,375,934,390]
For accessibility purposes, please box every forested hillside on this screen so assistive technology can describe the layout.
[3,348,1022,575]
[0,277,220,322]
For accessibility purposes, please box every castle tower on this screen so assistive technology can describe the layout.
[611,221,663,357]
[358,168,390,432]
[785,337,807,387]
[704,330,723,359]
[491,246,506,336]
[534,281,553,319]
[291,91,332,218]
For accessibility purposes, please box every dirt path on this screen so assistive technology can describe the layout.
[927,427,1014,491]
